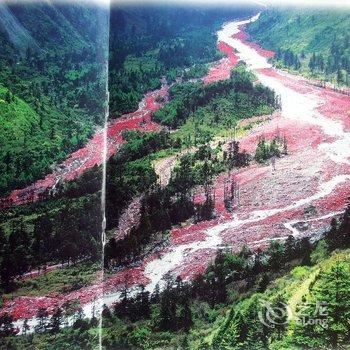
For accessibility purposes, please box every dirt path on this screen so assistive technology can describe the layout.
[153,148,197,187]
[153,154,179,188]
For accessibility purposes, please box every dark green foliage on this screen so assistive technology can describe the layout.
[210,210,350,350]
[0,313,16,337]
[154,66,278,129]
[105,131,251,266]
[212,293,273,349]
[106,130,175,230]
[247,8,350,85]
[325,203,350,250]
[0,3,108,194]
[106,139,251,265]
[0,193,102,290]
[158,277,180,331]
[276,48,301,69]
[267,241,285,271]
[35,308,49,334]
[105,185,195,266]
[196,195,215,222]
[293,262,350,348]
[108,5,256,115]
[114,285,151,323]
[254,135,287,163]
[183,63,209,80]
[5,210,350,349]
[169,145,218,194]
[300,237,312,266]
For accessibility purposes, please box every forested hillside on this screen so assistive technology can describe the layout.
[0,3,108,195]
[3,204,349,349]
[210,230,350,349]
[246,8,350,85]
[2,4,349,349]
[0,3,258,195]
[0,17,281,346]
[105,67,278,264]
[109,5,256,115]
[0,66,277,293]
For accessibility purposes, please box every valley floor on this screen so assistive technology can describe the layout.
[1,13,350,333]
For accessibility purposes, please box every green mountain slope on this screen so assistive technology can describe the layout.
[0,3,108,195]
[109,5,258,115]
[208,248,350,350]
[0,2,108,54]
[0,84,95,193]
[247,8,350,85]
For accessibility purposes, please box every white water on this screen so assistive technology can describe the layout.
[143,175,349,286]
[96,172,350,315]
[283,211,343,237]
[138,15,350,294]
[14,13,350,334]
[218,14,350,165]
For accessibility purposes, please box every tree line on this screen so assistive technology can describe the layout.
[153,66,279,129]
[0,194,102,292]
[105,140,251,267]
[0,7,107,195]
[2,204,349,348]
[108,6,256,115]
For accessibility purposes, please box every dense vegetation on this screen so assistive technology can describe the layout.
[0,4,257,194]
[2,261,100,299]
[254,135,288,163]
[104,67,278,265]
[105,130,176,231]
[2,205,349,349]
[0,6,265,306]
[108,5,257,116]
[0,4,262,293]
[0,3,108,194]
[0,3,254,292]
[0,62,278,306]
[0,189,102,292]
[105,139,250,267]
[210,206,350,350]
[0,129,172,294]
[153,65,277,129]
[247,8,350,85]
[4,4,349,350]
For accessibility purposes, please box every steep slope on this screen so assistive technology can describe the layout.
[0,85,40,190]
[0,84,93,193]
[108,4,259,115]
[0,2,39,54]
[0,2,108,54]
[247,9,350,53]
[209,249,350,350]
[0,3,108,195]
[246,8,350,84]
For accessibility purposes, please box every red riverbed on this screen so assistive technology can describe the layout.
[2,21,350,321]
[1,41,238,208]
[0,87,167,207]
[203,42,239,84]
[234,25,275,59]
[0,36,241,320]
